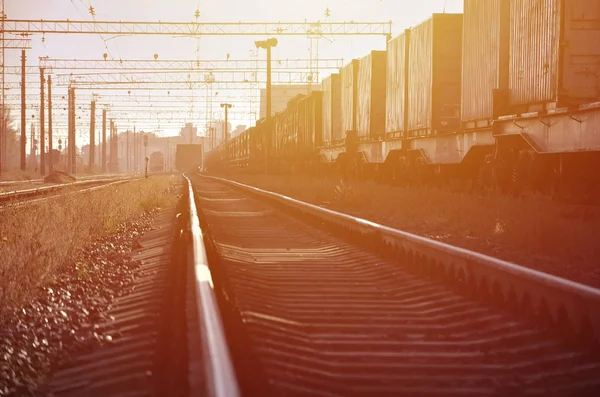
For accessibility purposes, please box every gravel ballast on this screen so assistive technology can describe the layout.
[0,211,157,396]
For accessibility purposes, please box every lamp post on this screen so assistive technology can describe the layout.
[220,103,232,169]
[220,103,232,142]
[254,38,278,173]
[143,134,148,178]
[204,72,215,149]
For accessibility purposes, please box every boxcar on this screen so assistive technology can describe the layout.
[175,144,203,173]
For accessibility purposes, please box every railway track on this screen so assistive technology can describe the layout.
[0,175,141,208]
[28,176,234,397]
[190,174,600,396]
[0,173,134,188]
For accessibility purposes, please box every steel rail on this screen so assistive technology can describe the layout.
[184,175,239,397]
[0,178,137,210]
[0,173,136,187]
[206,175,600,344]
[0,176,138,202]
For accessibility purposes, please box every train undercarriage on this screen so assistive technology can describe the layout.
[207,105,600,205]
[317,140,600,205]
[208,143,600,206]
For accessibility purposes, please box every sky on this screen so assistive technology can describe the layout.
[3,0,463,144]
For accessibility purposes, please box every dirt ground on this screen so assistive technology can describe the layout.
[222,173,600,289]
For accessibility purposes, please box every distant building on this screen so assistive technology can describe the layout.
[78,123,215,172]
[180,123,198,144]
[260,84,319,119]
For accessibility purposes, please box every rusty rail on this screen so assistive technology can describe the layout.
[184,175,240,397]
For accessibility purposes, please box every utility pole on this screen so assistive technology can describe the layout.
[89,100,95,171]
[109,119,114,172]
[111,120,118,172]
[0,0,4,176]
[20,49,26,171]
[143,133,147,158]
[108,119,113,172]
[101,109,106,172]
[0,101,3,176]
[47,75,53,173]
[29,122,34,169]
[220,103,232,169]
[220,103,232,142]
[39,68,45,175]
[0,98,6,175]
[143,133,148,178]
[402,29,410,153]
[133,125,135,172]
[67,86,72,173]
[70,87,76,173]
[166,136,170,170]
[255,38,277,173]
[126,129,130,172]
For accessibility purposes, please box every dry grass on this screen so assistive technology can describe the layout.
[0,175,180,308]
[226,173,600,288]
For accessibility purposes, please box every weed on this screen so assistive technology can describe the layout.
[0,175,180,309]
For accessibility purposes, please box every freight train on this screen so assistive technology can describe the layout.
[149,151,165,173]
[208,0,600,202]
[175,144,204,173]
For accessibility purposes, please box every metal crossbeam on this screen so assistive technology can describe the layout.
[3,58,345,74]
[24,100,287,109]
[80,111,253,119]
[52,118,243,126]
[25,103,267,111]
[2,38,32,49]
[5,80,309,90]
[3,93,268,102]
[54,70,321,86]
[45,110,254,120]
[47,118,220,124]
[48,121,232,126]
[34,57,345,71]
[3,19,392,36]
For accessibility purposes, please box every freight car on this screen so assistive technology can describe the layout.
[208,1,600,203]
[148,151,165,173]
[175,144,203,173]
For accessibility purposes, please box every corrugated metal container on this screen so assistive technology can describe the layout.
[341,59,359,138]
[331,74,342,142]
[175,144,203,172]
[321,76,333,143]
[509,0,600,109]
[386,33,407,134]
[310,91,323,148]
[285,94,305,150]
[357,51,387,139]
[509,0,560,107]
[298,96,308,151]
[320,74,342,143]
[249,126,259,160]
[255,119,266,151]
[408,13,463,136]
[259,85,317,119]
[299,91,323,151]
[461,0,508,124]
[274,111,287,156]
